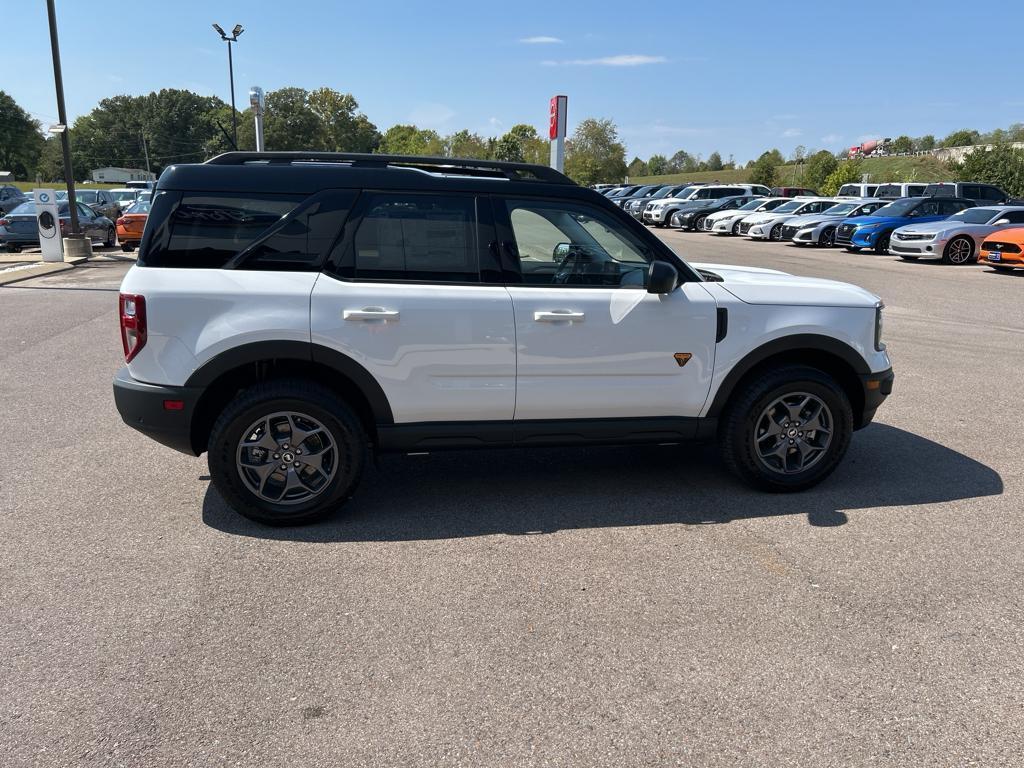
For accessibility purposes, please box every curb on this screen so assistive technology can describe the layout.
[0,256,90,287]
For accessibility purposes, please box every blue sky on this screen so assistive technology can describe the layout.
[8,0,1023,163]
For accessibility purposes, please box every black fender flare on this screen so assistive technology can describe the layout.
[706,334,869,417]
[185,340,394,424]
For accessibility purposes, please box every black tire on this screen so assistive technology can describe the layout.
[818,227,836,247]
[873,230,892,255]
[121,243,135,252]
[718,365,853,492]
[732,220,742,235]
[691,214,707,232]
[105,227,116,247]
[208,378,367,525]
[769,223,783,241]
[942,236,974,265]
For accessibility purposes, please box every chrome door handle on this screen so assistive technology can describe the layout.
[343,308,400,321]
[534,310,585,322]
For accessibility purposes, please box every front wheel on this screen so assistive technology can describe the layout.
[874,230,892,254]
[769,223,783,241]
[105,227,116,247]
[731,220,741,235]
[818,227,836,247]
[942,236,974,265]
[718,365,853,491]
[692,214,707,232]
[208,379,367,525]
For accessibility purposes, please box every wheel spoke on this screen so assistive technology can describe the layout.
[752,391,835,476]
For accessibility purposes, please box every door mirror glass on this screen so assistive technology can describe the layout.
[995,219,1010,225]
[552,242,571,263]
[647,260,678,294]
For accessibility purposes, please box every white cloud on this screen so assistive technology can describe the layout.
[781,127,803,138]
[519,35,563,44]
[408,103,456,129]
[542,54,668,67]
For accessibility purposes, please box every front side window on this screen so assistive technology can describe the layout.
[348,194,479,282]
[506,199,652,288]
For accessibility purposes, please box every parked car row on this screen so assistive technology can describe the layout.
[0,190,152,252]
[603,179,1023,272]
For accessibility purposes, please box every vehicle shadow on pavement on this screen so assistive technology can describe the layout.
[202,423,1003,542]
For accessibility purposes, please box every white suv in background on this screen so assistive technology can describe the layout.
[113,153,893,525]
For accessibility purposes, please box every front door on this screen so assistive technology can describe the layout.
[494,196,718,421]
[311,191,516,424]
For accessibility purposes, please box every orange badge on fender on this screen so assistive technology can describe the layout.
[673,353,692,367]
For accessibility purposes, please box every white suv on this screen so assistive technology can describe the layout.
[113,153,893,525]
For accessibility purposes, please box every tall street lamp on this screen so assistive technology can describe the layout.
[212,23,244,148]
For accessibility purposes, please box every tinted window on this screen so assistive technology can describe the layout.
[237,192,353,271]
[867,186,878,196]
[77,191,98,203]
[837,185,859,196]
[961,185,981,200]
[998,210,1024,224]
[350,194,479,282]
[980,186,1005,201]
[908,185,927,196]
[917,201,942,216]
[148,193,300,268]
[505,199,651,288]
[939,200,968,215]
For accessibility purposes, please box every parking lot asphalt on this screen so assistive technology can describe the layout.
[2,239,1022,767]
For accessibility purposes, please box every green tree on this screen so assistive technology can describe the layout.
[444,129,491,159]
[34,137,65,181]
[706,151,724,171]
[890,135,913,154]
[493,124,547,164]
[953,144,1024,198]
[668,149,697,173]
[378,124,444,155]
[801,150,839,191]
[915,134,936,151]
[564,118,627,186]
[646,154,669,175]
[307,88,380,152]
[626,156,648,178]
[820,160,864,196]
[763,148,785,166]
[0,91,44,179]
[748,151,778,187]
[941,129,981,148]
[790,145,806,164]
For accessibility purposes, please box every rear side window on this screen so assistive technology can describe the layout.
[346,193,480,282]
[142,193,301,268]
[980,186,1004,201]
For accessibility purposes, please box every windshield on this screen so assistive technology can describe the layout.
[871,199,919,217]
[948,207,1000,224]
[737,199,766,211]
[821,202,858,216]
[633,185,660,197]
[76,191,98,203]
[125,201,151,214]
[111,190,137,203]
[651,185,682,200]
[837,185,861,196]
[772,201,803,213]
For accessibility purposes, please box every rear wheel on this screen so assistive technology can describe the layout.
[942,236,974,265]
[818,227,836,247]
[104,227,116,247]
[208,379,367,525]
[121,243,135,252]
[718,365,853,492]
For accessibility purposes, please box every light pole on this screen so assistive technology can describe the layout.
[212,23,243,148]
[45,0,79,237]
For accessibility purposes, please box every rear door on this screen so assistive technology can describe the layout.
[495,196,717,421]
[311,191,516,424]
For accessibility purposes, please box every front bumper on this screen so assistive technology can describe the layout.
[889,236,944,257]
[981,253,1023,267]
[857,367,894,429]
[113,366,202,455]
[644,208,670,223]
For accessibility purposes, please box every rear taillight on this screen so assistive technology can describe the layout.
[119,293,147,362]
[116,217,126,226]
[0,218,8,227]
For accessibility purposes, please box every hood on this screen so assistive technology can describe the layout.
[707,208,744,221]
[842,214,907,228]
[689,262,880,308]
[894,220,982,235]
[744,210,797,224]
[785,212,845,227]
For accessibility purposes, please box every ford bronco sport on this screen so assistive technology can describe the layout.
[113,152,893,525]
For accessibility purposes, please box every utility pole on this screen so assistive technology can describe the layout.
[140,131,151,178]
[45,0,79,236]
[250,86,265,151]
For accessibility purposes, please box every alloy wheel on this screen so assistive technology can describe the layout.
[753,392,834,475]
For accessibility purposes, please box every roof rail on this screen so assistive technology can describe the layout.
[204,151,574,184]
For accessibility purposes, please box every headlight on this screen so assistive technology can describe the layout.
[859,223,880,231]
[802,221,821,229]
[875,303,885,352]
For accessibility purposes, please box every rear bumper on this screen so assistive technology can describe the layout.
[113,366,202,455]
[857,367,894,429]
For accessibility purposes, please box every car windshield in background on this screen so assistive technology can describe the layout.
[948,207,1000,224]
[872,199,919,217]
[650,186,682,199]
[634,186,660,197]
[126,201,152,214]
[112,191,138,204]
[737,199,766,210]
[822,203,858,215]
[76,191,99,203]
[772,201,803,213]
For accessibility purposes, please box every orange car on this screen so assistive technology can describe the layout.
[115,200,149,252]
[980,227,1024,272]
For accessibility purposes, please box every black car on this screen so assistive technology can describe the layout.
[0,185,29,216]
[0,200,116,251]
[670,195,764,231]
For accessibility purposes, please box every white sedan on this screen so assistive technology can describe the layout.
[738,198,840,241]
[706,197,792,235]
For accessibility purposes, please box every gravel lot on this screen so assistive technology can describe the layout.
[1,235,1021,767]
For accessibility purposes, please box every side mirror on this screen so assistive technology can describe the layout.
[552,242,571,263]
[647,260,678,294]
[994,219,1010,225]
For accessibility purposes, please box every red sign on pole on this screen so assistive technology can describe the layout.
[549,95,567,140]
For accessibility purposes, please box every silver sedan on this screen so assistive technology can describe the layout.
[889,206,1024,264]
